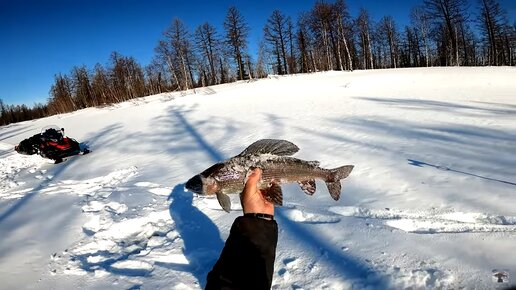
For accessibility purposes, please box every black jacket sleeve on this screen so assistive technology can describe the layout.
[205,216,278,290]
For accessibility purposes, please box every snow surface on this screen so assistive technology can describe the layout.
[0,67,515,289]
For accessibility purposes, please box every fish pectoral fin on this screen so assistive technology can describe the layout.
[264,182,283,206]
[238,139,299,156]
[298,179,316,195]
[216,192,232,213]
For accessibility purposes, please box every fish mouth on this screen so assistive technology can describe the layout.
[185,174,203,194]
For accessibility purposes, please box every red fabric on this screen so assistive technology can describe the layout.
[47,137,73,150]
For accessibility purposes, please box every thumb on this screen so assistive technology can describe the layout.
[244,168,262,193]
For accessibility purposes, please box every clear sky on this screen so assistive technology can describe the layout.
[1,0,514,106]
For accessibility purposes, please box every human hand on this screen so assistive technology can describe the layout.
[240,168,274,216]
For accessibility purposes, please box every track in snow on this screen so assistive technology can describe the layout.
[329,206,516,233]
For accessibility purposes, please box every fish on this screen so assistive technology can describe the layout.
[185,139,354,212]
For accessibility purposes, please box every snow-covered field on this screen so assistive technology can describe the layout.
[1,67,515,289]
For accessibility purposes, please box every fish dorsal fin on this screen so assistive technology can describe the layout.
[238,139,299,156]
[306,161,320,167]
[216,192,232,212]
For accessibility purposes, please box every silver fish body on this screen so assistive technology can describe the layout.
[185,139,354,212]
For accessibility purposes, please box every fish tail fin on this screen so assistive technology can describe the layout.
[325,165,354,201]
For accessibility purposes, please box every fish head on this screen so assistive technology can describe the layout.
[185,174,219,195]
[185,162,225,195]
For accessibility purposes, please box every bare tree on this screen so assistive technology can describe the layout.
[49,73,75,114]
[224,6,250,80]
[195,22,221,85]
[310,2,335,70]
[255,40,271,77]
[91,63,112,106]
[71,65,94,108]
[264,10,289,75]
[296,13,316,73]
[357,8,375,69]
[477,0,513,65]
[423,0,469,66]
[145,59,170,95]
[286,17,297,73]
[411,6,432,66]
[163,18,195,90]
[379,16,400,68]
[334,0,354,71]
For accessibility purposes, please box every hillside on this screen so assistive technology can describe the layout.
[1,67,515,289]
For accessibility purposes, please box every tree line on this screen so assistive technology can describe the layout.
[1,0,515,126]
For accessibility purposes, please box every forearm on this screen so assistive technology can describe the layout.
[206,215,278,290]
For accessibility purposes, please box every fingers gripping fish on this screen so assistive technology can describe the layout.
[185,139,354,212]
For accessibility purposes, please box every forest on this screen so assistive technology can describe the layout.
[1,0,514,126]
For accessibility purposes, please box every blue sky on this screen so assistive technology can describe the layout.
[1,0,514,106]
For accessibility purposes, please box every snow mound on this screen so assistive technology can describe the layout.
[330,206,516,233]
[0,144,46,197]
[384,265,455,289]
[51,210,173,277]
[282,207,340,223]
[134,181,172,196]
[40,166,138,197]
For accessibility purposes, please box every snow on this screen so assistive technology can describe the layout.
[0,67,515,289]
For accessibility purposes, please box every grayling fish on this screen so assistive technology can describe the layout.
[185,139,354,212]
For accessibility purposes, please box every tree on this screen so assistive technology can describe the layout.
[357,8,375,69]
[334,0,354,71]
[91,63,111,105]
[286,17,297,73]
[255,41,270,77]
[296,12,317,73]
[163,18,195,90]
[71,65,94,108]
[309,2,335,70]
[423,0,469,66]
[145,59,169,95]
[48,73,75,114]
[0,99,9,125]
[195,22,221,85]
[224,6,250,80]
[379,16,400,68]
[264,10,290,75]
[411,6,432,66]
[477,0,512,65]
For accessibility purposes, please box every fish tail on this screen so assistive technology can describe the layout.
[325,165,354,200]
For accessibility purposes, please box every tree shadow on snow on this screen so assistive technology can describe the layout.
[0,126,37,142]
[354,97,516,117]
[292,110,515,212]
[407,159,516,186]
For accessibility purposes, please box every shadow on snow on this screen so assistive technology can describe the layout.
[163,105,384,287]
